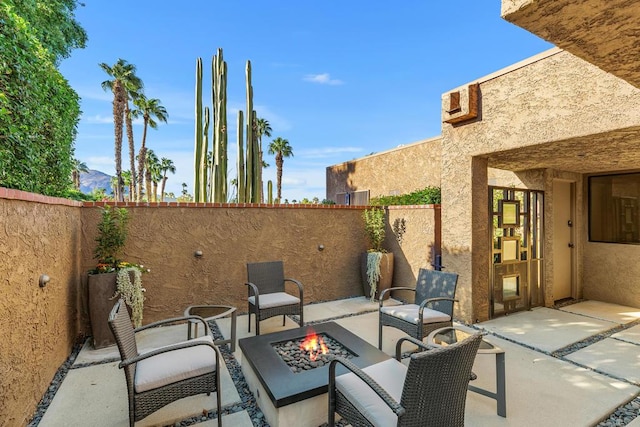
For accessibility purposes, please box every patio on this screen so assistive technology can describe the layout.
[31,297,640,427]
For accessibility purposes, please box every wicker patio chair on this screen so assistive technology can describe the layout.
[328,332,482,427]
[378,268,458,349]
[245,260,304,335]
[108,299,222,427]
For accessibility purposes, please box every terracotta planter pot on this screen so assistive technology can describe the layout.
[360,252,394,301]
[87,272,118,349]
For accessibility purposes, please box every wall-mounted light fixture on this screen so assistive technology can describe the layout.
[39,274,50,288]
[318,244,325,251]
[194,250,203,258]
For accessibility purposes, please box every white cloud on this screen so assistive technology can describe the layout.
[84,114,113,124]
[303,73,344,86]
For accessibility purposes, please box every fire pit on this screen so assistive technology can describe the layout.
[239,321,390,427]
[272,331,355,373]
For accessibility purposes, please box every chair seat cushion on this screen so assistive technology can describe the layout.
[248,292,300,309]
[380,304,450,324]
[135,335,216,393]
[336,358,407,427]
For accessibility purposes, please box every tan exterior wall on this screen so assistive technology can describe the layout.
[0,190,440,426]
[326,137,441,203]
[442,49,640,323]
[0,191,82,426]
[385,205,440,304]
[78,204,372,326]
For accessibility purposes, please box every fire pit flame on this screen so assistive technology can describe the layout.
[300,329,328,361]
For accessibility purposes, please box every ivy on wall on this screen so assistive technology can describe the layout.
[0,0,86,196]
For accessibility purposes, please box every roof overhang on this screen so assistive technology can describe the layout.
[483,126,640,174]
[502,0,640,89]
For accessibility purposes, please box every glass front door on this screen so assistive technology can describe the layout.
[490,187,544,317]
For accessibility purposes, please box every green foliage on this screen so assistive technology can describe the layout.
[0,1,84,196]
[322,199,336,205]
[62,189,100,201]
[94,207,130,268]
[369,186,441,206]
[363,208,386,252]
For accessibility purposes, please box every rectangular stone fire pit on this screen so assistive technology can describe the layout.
[239,321,390,427]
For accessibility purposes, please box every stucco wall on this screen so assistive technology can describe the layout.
[583,242,640,304]
[385,205,440,304]
[0,191,82,426]
[326,137,441,204]
[442,49,640,322]
[79,204,372,327]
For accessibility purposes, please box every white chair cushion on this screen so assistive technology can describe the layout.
[336,358,407,427]
[380,304,450,324]
[248,292,300,309]
[135,335,216,393]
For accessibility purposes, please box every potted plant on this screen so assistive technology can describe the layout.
[87,206,147,348]
[360,207,394,301]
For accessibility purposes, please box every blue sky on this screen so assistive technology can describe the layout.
[60,1,552,201]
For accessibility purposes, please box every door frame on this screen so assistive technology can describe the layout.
[552,179,576,302]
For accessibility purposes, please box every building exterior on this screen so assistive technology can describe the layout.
[327,1,640,324]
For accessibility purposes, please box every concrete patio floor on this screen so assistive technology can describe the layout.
[34,298,640,426]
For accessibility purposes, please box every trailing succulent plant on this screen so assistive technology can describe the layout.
[363,207,387,300]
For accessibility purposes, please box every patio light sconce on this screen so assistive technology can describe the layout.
[39,274,50,288]
[318,244,325,251]
[194,250,203,258]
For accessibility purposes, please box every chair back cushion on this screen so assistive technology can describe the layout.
[401,332,482,427]
[414,269,458,315]
[247,261,285,295]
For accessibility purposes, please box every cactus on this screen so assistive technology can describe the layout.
[267,180,273,204]
[203,107,211,199]
[237,110,245,202]
[211,48,228,203]
[193,57,206,202]
[193,50,258,204]
[245,61,255,202]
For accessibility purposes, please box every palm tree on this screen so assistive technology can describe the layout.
[144,150,159,201]
[121,170,132,201]
[151,162,163,202]
[159,157,176,201]
[99,59,143,201]
[267,137,293,201]
[132,95,168,201]
[256,118,272,202]
[71,158,88,190]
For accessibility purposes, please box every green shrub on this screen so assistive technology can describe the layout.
[369,186,441,206]
[0,1,85,196]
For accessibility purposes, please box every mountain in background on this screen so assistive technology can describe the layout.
[80,169,112,194]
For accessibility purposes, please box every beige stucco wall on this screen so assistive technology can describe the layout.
[0,195,82,426]
[442,49,640,322]
[326,137,441,203]
[0,189,440,423]
[385,206,440,304]
[79,205,371,327]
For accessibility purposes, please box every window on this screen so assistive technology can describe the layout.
[589,173,640,243]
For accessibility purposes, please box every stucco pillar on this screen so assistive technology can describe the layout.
[441,154,489,324]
